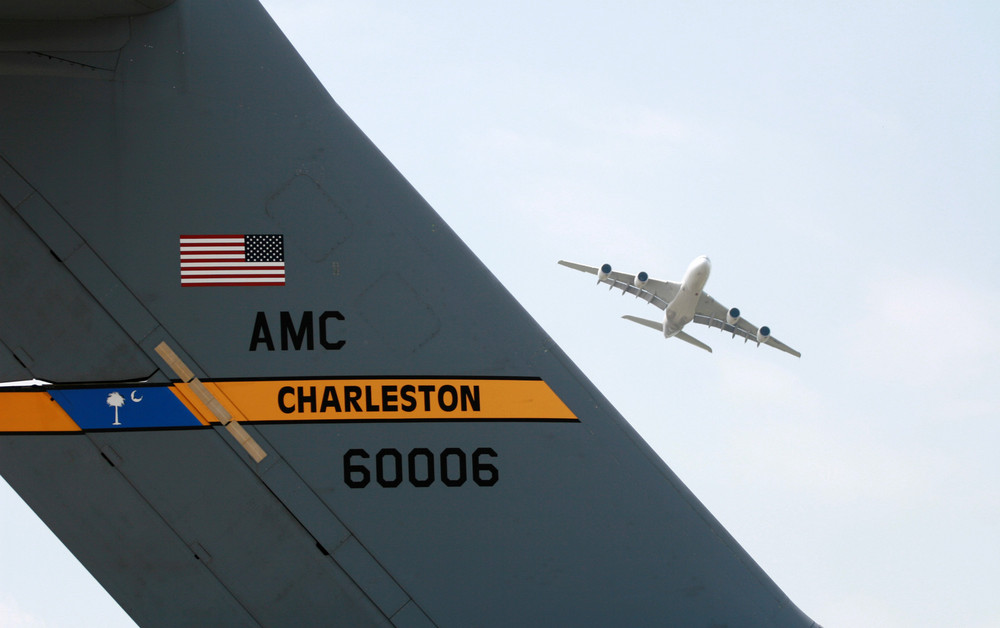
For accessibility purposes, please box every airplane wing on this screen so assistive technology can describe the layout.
[557,260,679,310]
[694,293,802,358]
[1,3,813,627]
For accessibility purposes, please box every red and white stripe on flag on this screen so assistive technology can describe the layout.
[179,234,285,286]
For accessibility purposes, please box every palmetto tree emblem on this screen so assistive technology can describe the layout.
[106,391,125,426]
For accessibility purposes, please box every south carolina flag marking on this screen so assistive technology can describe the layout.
[180,234,285,286]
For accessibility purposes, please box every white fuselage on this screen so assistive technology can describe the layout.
[663,256,711,337]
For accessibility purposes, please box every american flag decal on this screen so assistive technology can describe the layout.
[180,234,285,286]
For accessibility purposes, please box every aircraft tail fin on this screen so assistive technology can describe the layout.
[1,2,809,626]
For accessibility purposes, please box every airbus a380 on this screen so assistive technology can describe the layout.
[559,256,801,357]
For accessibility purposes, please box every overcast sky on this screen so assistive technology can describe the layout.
[3,2,999,626]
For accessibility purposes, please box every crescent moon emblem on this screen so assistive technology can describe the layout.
[130,390,143,403]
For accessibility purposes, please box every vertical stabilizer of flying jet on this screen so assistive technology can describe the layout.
[0,2,815,626]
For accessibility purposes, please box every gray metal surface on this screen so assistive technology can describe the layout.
[0,1,817,626]
[0,0,174,20]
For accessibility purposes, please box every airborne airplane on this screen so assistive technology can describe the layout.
[0,1,817,627]
[559,257,801,356]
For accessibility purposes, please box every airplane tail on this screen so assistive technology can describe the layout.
[676,330,715,353]
[621,314,665,332]
[622,315,714,353]
[1,2,812,626]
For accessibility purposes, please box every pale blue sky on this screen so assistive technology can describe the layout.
[3,2,998,626]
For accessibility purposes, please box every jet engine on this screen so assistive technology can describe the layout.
[726,307,741,325]
[598,263,612,282]
[633,271,649,289]
[756,326,771,344]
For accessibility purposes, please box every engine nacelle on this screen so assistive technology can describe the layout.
[597,263,612,282]
[726,307,741,325]
[756,326,771,344]
[633,271,648,289]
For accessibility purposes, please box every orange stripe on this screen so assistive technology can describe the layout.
[0,391,81,432]
[211,379,577,422]
[2,379,577,431]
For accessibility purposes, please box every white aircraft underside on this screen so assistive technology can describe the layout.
[558,256,801,357]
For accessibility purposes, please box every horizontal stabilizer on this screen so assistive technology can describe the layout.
[675,331,713,353]
[621,316,713,353]
[621,314,662,332]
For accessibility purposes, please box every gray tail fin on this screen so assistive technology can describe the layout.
[0,2,811,626]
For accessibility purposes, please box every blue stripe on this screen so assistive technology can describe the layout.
[49,387,201,430]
